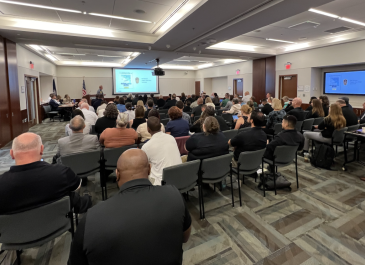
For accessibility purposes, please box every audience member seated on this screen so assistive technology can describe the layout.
[163,94,177,109]
[261,98,274,115]
[113,96,120,104]
[234,105,252,130]
[282,96,290,109]
[267,97,273,105]
[0,132,91,214]
[78,98,95,112]
[190,95,199,109]
[125,94,132,103]
[80,103,98,125]
[287,97,307,121]
[212,93,220,105]
[186,94,194,104]
[96,100,107,117]
[166,106,190,137]
[229,111,267,167]
[305,97,317,111]
[264,115,304,165]
[49,93,66,118]
[339,96,353,110]
[132,93,139,105]
[117,97,126,113]
[137,100,147,111]
[130,105,146,130]
[191,98,204,117]
[68,149,191,265]
[250,96,258,108]
[205,97,216,108]
[223,98,241,114]
[185,117,229,161]
[246,100,255,111]
[93,95,103,110]
[57,95,63,104]
[65,109,91,136]
[242,91,251,104]
[176,101,191,124]
[190,106,227,133]
[220,93,230,108]
[180,92,186,102]
[124,102,135,122]
[306,99,325,119]
[265,98,286,134]
[157,95,165,108]
[95,104,118,135]
[360,102,365,124]
[142,117,182,185]
[58,116,100,157]
[183,101,191,113]
[301,104,346,154]
[144,100,154,118]
[336,99,358,126]
[99,120,138,148]
[150,93,157,105]
[319,95,330,116]
[221,95,234,111]
[137,109,166,142]
[63,94,71,104]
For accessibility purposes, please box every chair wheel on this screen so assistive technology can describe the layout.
[342,166,347,171]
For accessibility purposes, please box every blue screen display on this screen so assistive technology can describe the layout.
[324,70,365,95]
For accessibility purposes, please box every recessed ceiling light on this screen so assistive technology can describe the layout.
[207,42,255,52]
[285,43,309,51]
[89,13,152,23]
[97,55,122,58]
[266,38,295,44]
[197,63,213,69]
[27,44,43,51]
[339,17,365,27]
[58,53,85,56]
[156,65,195,70]
[0,0,81,13]
[308,8,338,18]
[131,52,140,57]
[45,54,57,61]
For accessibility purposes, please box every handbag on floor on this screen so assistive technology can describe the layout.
[310,142,335,170]
[258,172,292,191]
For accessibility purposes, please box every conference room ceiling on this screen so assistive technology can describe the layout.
[1,0,364,70]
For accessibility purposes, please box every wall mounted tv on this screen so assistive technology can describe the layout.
[324,70,365,95]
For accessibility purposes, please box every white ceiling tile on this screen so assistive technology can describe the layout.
[109,19,155,33]
[11,0,54,5]
[51,0,115,14]
[44,46,79,53]
[75,48,105,54]
[57,12,112,28]
[103,50,132,56]
[139,0,179,6]
[0,4,61,21]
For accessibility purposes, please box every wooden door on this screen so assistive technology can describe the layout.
[279,75,298,99]
[195,81,200,96]
[233,79,243,97]
[0,37,11,147]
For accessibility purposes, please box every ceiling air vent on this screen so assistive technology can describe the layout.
[325,26,351,34]
[289,21,320,30]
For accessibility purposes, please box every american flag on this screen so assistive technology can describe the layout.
[82,79,87,96]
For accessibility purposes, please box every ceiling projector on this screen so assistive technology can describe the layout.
[152,58,165,76]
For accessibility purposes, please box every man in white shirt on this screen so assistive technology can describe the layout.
[142,117,182,185]
[80,103,98,125]
[242,91,251,104]
[77,99,95,113]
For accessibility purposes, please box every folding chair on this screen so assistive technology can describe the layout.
[161,118,169,126]
[301,119,314,132]
[159,113,166,120]
[0,196,75,265]
[222,129,238,140]
[295,121,304,132]
[313,117,324,125]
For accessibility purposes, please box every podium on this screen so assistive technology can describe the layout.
[83,94,97,105]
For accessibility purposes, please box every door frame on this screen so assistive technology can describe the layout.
[278,74,298,100]
[24,74,40,126]
[233,78,243,97]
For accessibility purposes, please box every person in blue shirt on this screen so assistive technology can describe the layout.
[117,98,126,113]
[165,106,189,138]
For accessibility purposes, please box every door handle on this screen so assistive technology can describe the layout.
[12,112,14,116]
[6,113,8,118]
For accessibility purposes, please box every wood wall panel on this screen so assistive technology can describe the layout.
[0,36,11,148]
[265,56,276,98]
[252,58,266,103]
[5,39,22,138]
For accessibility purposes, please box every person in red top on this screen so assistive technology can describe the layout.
[99,120,138,148]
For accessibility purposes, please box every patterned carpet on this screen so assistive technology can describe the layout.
[1,120,365,264]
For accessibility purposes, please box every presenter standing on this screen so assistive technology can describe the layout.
[96,85,104,96]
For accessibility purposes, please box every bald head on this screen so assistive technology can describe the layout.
[80,103,89,110]
[115,149,150,187]
[11,132,44,165]
[292,97,302,108]
[69,116,85,132]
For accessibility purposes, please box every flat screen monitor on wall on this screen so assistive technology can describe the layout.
[324,70,365,95]
[112,68,159,95]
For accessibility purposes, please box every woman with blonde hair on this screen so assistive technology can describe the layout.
[307,99,325,119]
[265,98,286,133]
[205,97,216,108]
[234,105,252,129]
[301,103,346,154]
[99,119,138,148]
[63,94,71,104]
[137,100,147,111]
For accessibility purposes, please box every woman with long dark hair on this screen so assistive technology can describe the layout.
[319,95,330,116]
[307,99,325,119]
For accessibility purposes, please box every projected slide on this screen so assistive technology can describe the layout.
[324,70,365,95]
[113,68,158,95]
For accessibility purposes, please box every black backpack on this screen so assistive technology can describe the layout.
[310,142,335,169]
[258,173,292,191]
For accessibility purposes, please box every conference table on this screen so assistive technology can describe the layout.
[58,104,75,121]
[342,130,365,171]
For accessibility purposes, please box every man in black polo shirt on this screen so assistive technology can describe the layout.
[229,111,267,167]
[336,99,358,126]
[261,98,273,115]
[163,93,177,109]
[287,97,307,121]
[68,149,191,265]
[0,133,91,214]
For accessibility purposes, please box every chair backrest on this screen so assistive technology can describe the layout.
[43,105,51,114]
[217,109,224,116]
[161,118,169,126]
[237,148,266,171]
[313,117,324,125]
[347,124,359,132]
[238,127,251,134]
[222,113,233,123]
[332,127,348,144]
[90,125,96,134]
[274,123,283,135]
[162,160,200,192]
[104,144,138,167]
[201,154,233,180]
[273,145,299,164]
[158,109,168,114]
[159,113,166,120]
[175,136,190,155]
[0,196,71,244]
[302,119,314,131]
[295,121,304,131]
[222,129,238,140]
[60,150,101,175]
